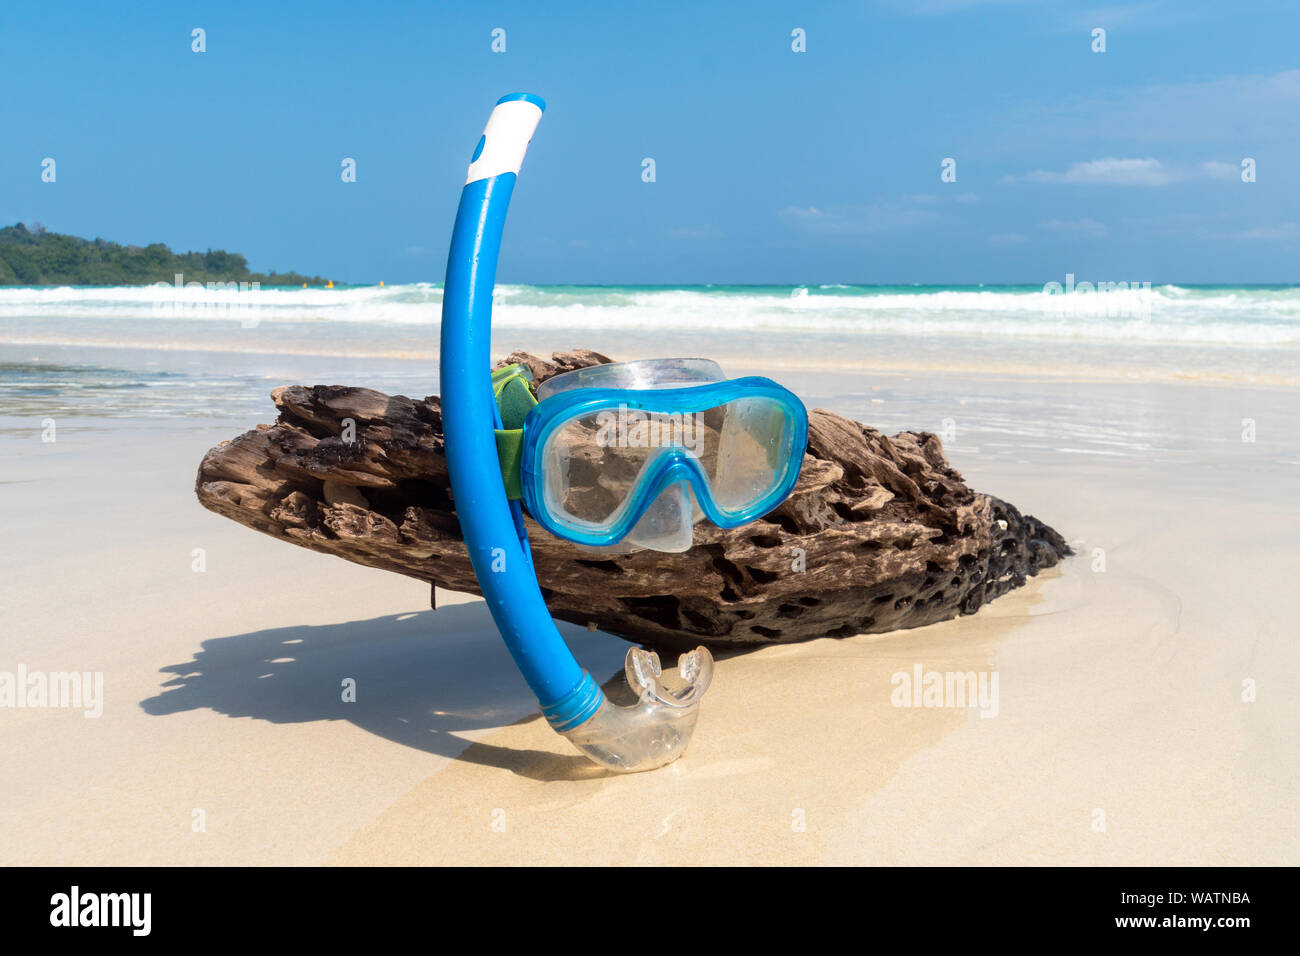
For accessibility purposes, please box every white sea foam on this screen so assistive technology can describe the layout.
[1,283,1298,348]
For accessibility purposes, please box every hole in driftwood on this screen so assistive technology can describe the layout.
[622,595,681,628]
[682,608,713,630]
[711,555,744,585]
[832,502,859,522]
[395,477,450,508]
[771,514,800,535]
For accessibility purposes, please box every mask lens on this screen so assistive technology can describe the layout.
[540,408,661,532]
[709,396,798,514]
[538,393,798,536]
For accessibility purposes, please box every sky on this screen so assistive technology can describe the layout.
[2,0,1298,285]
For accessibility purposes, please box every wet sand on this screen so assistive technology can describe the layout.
[1,360,1296,865]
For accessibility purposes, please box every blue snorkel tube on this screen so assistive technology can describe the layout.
[440,93,713,772]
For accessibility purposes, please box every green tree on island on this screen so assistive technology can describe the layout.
[0,223,330,286]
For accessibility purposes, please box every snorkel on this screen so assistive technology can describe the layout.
[439,93,715,772]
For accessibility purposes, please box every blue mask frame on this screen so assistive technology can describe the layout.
[519,377,809,548]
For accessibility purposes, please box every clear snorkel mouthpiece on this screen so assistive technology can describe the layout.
[560,645,715,773]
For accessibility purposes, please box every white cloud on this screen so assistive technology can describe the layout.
[1226,224,1300,241]
[1055,1,1204,32]
[1120,217,1300,242]
[668,225,724,240]
[880,0,1204,30]
[779,202,941,236]
[778,191,983,236]
[1004,157,1250,186]
[878,0,1030,14]
[993,69,1300,150]
[902,192,979,205]
[1199,161,1241,181]
[1040,217,1109,238]
[989,232,1030,245]
[1005,157,1174,185]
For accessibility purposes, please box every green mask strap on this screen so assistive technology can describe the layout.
[491,363,537,500]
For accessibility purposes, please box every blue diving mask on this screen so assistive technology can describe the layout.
[492,358,809,552]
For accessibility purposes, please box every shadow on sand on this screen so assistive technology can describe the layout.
[140,600,636,781]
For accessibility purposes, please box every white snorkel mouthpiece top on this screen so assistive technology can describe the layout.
[466,94,544,185]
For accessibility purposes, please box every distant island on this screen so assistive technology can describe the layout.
[0,223,329,286]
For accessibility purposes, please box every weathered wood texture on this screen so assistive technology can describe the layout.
[196,350,1069,651]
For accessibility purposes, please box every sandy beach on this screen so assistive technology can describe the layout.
[3,338,1295,866]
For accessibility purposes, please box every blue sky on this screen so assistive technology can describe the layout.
[2,0,1297,284]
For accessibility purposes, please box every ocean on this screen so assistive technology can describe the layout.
[4,282,1300,345]
[1,283,1297,426]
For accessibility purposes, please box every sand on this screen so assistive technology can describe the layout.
[1,366,1297,865]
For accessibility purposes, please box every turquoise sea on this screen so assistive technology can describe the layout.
[1,282,1298,422]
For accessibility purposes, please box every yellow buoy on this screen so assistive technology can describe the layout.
[327,280,334,289]
[302,282,307,288]
[379,280,384,287]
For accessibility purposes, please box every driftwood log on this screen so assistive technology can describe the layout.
[196,350,1069,651]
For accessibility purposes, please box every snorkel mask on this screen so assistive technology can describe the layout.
[494,357,807,553]
[439,94,809,772]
